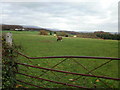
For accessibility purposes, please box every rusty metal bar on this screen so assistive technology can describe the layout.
[71,59,112,88]
[16,51,120,60]
[16,62,120,81]
[39,58,69,85]
[39,58,68,83]
[39,58,68,77]
[16,79,45,89]
[72,59,91,74]
[16,72,89,89]
[87,60,112,74]
[71,60,113,81]
[16,51,29,58]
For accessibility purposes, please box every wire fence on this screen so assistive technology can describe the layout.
[15,52,120,88]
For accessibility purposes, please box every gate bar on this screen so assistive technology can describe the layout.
[16,72,89,89]
[16,51,120,60]
[16,62,120,81]
[16,79,45,89]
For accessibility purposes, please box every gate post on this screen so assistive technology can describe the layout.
[5,32,12,46]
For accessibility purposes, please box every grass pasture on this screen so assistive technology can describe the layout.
[3,31,119,88]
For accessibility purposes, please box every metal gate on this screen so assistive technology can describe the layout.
[15,52,120,89]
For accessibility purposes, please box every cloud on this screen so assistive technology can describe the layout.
[0,0,100,2]
[1,0,119,32]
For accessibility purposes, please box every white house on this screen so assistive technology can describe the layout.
[15,28,25,31]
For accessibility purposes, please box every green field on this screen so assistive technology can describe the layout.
[3,31,119,88]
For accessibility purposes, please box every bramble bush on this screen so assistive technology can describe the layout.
[2,34,21,89]
[39,30,48,35]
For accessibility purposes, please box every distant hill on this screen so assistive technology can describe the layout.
[1,24,119,35]
[2,24,23,30]
[22,25,42,29]
[1,24,50,31]
[109,32,119,34]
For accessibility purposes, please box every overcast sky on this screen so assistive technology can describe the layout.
[1,0,119,32]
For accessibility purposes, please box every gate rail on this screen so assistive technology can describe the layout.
[17,52,120,60]
[16,62,120,81]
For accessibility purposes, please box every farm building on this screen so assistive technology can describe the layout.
[2,24,23,31]
[15,28,25,31]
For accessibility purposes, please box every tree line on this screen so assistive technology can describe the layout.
[94,31,120,40]
[40,30,120,40]
[2,24,119,40]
